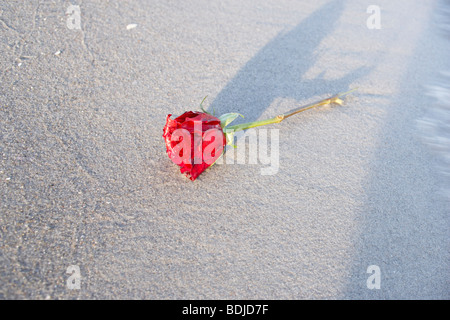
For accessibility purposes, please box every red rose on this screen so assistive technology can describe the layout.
[163,111,226,181]
[162,90,356,180]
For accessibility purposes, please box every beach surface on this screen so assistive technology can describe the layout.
[1,0,449,299]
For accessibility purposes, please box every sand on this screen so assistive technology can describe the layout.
[1,0,448,299]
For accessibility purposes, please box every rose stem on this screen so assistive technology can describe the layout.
[225,88,358,132]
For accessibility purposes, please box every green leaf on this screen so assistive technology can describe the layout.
[223,128,236,147]
[218,113,244,129]
[199,96,210,114]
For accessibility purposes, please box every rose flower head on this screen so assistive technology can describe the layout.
[163,111,227,181]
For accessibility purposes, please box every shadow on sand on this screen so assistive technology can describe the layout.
[209,0,370,123]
